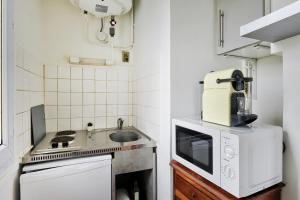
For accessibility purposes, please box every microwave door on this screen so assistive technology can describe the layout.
[192,140,210,169]
[176,126,213,174]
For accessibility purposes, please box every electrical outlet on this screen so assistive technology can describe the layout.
[122,51,130,63]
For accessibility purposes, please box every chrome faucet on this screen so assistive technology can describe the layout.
[117,118,124,130]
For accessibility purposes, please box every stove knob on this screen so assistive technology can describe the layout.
[52,143,58,148]
[62,142,69,148]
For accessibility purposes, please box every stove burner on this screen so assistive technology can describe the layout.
[51,136,74,143]
[56,130,76,136]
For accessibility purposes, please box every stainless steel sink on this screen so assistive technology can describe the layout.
[109,131,140,142]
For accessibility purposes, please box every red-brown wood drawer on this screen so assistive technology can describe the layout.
[174,172,213,200]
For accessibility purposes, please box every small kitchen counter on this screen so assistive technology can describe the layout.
[22,127,156,164]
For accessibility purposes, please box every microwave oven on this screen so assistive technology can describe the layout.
[172,118,283,198]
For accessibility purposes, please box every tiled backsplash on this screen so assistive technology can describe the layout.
[44,65,134,132]
[15,46,44,158]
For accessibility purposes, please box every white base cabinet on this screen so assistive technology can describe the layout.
[20,156,112,200]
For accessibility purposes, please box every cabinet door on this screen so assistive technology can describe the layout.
[217,0,264,55]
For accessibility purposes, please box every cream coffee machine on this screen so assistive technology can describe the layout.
[201,68,257,127]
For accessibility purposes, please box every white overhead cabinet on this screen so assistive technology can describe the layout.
[217,0,267,56]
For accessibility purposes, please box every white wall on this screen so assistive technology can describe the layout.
[171,0,242,119]
[252,56,283,126]
[272,35,300,200]
[42,0,133,66]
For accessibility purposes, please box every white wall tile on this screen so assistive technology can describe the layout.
[83,118,95,128]
[128,116,133,126]
[15,114,23,136]
[58,79,70,92]
[83,105,95,118]
[107,105,117,116]
[118,81,129,93]
[107,93,117,105]
[46,119,58,132]
[45,92,57,105]
[95,81,106,92]
[58,93,71,106]
[129,82,133,93]
[95,93,106,105]
[15,91,24,114]
[83,93,95,105]
[45,66,58,78]
[71,106,82,118]
[95,117,106,129]
[16,67,24,90]
[22,111,31,131]
[95,68,106,80]
[107,69,117,80]
[23,92,31,111]
[45,106,57,119]
[45,79,57,92]
[71,118,83,130]
[16,46,24,68]
[30,92,44,107]
[118,105,129,116]
[58,119,71,131]
[118,93,129,105]
[16,134,24,157]
[71,67,82,79]
[44,66,133,131]
[107,81,117,93]
[58,66,70,79]
[71,80,82,92]
[23,130,32,154]
[83,68,95,80]
[128,105,133,116]
[118,69,129,81]
[71,93,82,105]
[95,105,106,117]
[58,106,71,119]
[23,71,31,91]
[83,80,95,93]
[107,117,117,128]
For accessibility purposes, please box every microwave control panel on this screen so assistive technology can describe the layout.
[220,132,239,197]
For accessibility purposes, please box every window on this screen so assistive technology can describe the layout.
[0,0,14,174]
[0,0,2,145]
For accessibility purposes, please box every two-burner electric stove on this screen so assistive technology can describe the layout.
[31,130,85,155]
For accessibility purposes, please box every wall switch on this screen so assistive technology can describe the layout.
[122,51,130,63]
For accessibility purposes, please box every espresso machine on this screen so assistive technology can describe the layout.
[200,68,257,127]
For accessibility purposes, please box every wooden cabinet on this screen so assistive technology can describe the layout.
[171,160,285,200]
[216,0,266,55]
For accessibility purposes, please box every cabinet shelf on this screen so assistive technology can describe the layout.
[240,1,300,43]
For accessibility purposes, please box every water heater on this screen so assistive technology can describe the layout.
[70,0,132,17]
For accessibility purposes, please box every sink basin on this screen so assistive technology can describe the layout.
[109,131,140,143]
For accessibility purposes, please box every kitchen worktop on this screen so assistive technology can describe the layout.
[22,127,156,164]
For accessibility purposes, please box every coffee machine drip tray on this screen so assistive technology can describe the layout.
[232,114,258,127]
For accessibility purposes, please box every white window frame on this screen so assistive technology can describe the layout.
[0,0,15,175]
